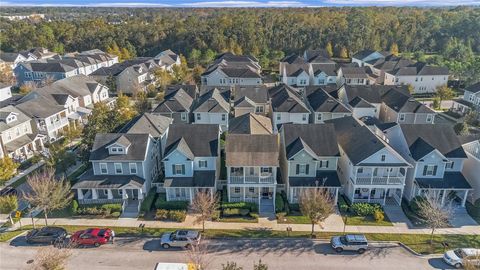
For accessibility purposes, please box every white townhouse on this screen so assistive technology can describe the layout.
[268,85,310,130]
[201,52,262,86]
[225,133,279,212]
[459,135,480,204]
[232,85,269,117]
[452,82,480,115]
[162,124,220,203]
[384,124,472,207]
[327,117,411,206]
[0,83,12,102]
[279,123,342,205]
[192,88,231,132]
[305,86,351,123]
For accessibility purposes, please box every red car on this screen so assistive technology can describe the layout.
[70,228,112,247]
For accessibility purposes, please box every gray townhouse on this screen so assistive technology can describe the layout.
[192,88,231,132]
[305,86,351,123]
[459,135,480,204]
[268,84,310,131]
[152,87,195,124]
[231,85,269,117]
[451,82,480,115]
[162,124,220,203]
[279,123,342,205]
[72,133,160,217]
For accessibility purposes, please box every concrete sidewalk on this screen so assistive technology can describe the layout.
[17,212,480,235]
[1,160,45,188]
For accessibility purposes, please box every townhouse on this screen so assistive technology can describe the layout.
[162,124,220,202]
[192,88,231,132]
[305,86,351,123]
[0,106,45,161]
[268,85,310,130]
[0,83,12,102]
[451,82,480,115]
[51,75,113,109]
[201,52,262,86]
[225,133,279,212]
[228,113,273,135]
[154,49,182,71]
[338,66,371,86]
[279,123,341,204]
[327,117,411,206]
[153,87,195,124]
[383,124,471,207]
[459,135,480,204]
[231,85,269,117]
[72,133,160,216]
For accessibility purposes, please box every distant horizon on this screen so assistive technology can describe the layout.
[2,0,480,8]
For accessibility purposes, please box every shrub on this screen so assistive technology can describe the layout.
[141,189,157,212]
[111,212,121,218]
[276,212,287,220]
[155,199,189,210]
[168,210,187,222]
[466,199,480,217]
[155,209,169,220]
[221,187,228,203]
[102,204,122,213]
[289,204,300,212]
[223,208,241,216]
[249,213,259,219]
[409,196,427,213]
[221,202,257,212]
[212,210,221,221]
[373,209,385,222]
[275,193,285,213]
[337,196,349,213]
[239,208,250,216]
[70,200,79,214]
[351,203,381,216]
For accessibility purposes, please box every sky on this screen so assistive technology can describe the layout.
[2,0,480,7]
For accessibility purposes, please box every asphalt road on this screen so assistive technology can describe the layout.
[0,236,454,270]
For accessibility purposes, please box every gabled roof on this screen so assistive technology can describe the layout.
[306,88,350,113]
[164,171,216,188]
[233,85,268,104]
[349,96,374,108]
[281,54,306,64]
[233,96,256,108]
[90,133,150,161]
[90,57,154,77]
[399,124,467,160]
[193,88,230,113]
[167,137,195,160]
[352,49,377,60]
[153,88,194,113]
[228,113,273,135]
[119,113,172,138]
[268,85,310,113]
[51,75,105,97]
[380,88,433,114]
[165,85,198,99]
[312,63,337,76]
[202,52,261,79]
[0,106,31,132]
[15,94,66,118]
[225,134,279,167]
[164,124,219,158]
[282,123,339,159]
[341,67,368,79]
[283,63,309,77]
[465,82,480,94]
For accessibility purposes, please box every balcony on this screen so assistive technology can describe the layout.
[354,176,404,185]
[229,175,275,184]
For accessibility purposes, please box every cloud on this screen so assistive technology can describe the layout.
[323,0,480,6]
[179,1,312,7]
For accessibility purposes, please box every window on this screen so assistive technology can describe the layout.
[445,162,454,169]
[317,113,322,121]
[296,164,309,175]
[255,106,264,113]
[426,114,433,123]
[114,163,123,174]
[173,164,185,175]
[196,114,201,121]
[234,187,240,193]
[318,79,325,84]
[100,163,108,174]
[319,160,329,168]
[112,148,117,153]
[276,114,281,121]
[357,168,364,174]
[261,167,272,174]
[103,189,108,195]
[129,163,137,174]
[381,155,386,162]
[222,114,226,121]
[181,113,187,121]
[399,114,405,121]
[423,165,437,176]
[249,187,255,193]
[199,160,207,168]
[302,114,308,121]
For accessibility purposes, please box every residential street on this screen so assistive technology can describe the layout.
[0,237,452,270]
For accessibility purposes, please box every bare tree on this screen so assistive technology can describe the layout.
[33,246,72,270]
[253,259,268,270]
[222,261,244,270]
[416,193,453,246]
[187,242,212,270]
[23,168,73,225]
[190,190,219,232]
[463,251,480,270]
[298,188,335,236]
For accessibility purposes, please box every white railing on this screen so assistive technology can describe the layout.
[229,175,275,184]
[167,196,189,201]
[353,198,384,204]
[463,143,480,160]
[354,176,404,185]
[229,197,258,204]
[78,198,123,205]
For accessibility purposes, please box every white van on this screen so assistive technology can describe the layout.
[154,263,196,270]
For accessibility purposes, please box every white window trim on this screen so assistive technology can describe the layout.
[114,163,123,174]
[99,163,108,174]
[129,163,137,174]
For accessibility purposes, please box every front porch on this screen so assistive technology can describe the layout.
[288,186,339,205]
[228,185,276,207]
[5,134,45,163]
[412,186,470,207]
[350,187,403,206]
[413,172,473,207]
[165,187,215,203]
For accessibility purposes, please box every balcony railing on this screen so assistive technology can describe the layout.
[354,176,404,185]
[78,198,123,205]
[229,175,275,184]
[229,196,258,203]
[353,198,384,204]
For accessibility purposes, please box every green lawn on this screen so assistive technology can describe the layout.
[217,217,258,223]
[67,164,88,184]
[9,176,27,188]
[0,229,29,242]
[277,214,311,224]
[344,214,393,227]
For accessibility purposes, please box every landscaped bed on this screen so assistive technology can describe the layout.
[275,192,310,224]
[215,187,259,223]
[49,201,122,219]
[338,195,393,226]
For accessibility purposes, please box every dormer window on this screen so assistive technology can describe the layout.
[5,114,17,124]
[381,155,386,162]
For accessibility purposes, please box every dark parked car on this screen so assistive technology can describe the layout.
[0,187,17,197]
[26,227,67,245]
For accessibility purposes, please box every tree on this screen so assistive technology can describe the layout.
[0,157,19,182]
[463,251,480,270]
[435,85,455,104]
[416,193,453,248]
[222,262,243,270]
[105,74,117,92]
[407,84,415,94]
[192,65,205,84]
[187,243,212,270]
[190,191,219,232]
[81,102,116,154]
[339,47,348,59]
[253,260,268,270]
[115,93,137,124]
[188,48,202,67]
[298,188,335,236]
[390,42,399,56]
[19,82,34,95]
[153,68,174,91]
[134,91,151,113]
[23,168,73,225]
[33,246,71,270]
[325,41,333,57]
[454,122,470,135]
[464,111,480,127]
[201,49,216,65]
[432,97,441,110]
[0,195,18,224]
[63,125,82,145]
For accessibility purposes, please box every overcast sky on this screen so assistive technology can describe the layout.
[3,0,479,7]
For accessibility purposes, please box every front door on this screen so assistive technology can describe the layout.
[261,187,270,198]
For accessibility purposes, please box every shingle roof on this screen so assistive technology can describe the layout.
[153,88,194,113]
[307,88,350,113]
[416,172,471,189]
[228,113,273,135]
[233,85,268,104]
[193,88,230,113]
[90,57,154,77]
[465,82,480,94]
[289,171,341,187]
[119,113,172,138]
[380,89,433,113]
[73,169,145,189]
[268,85,310,113]
[164,124,219,157]
[15,94,66,118]
[225,134,279,167]
[341,67,368,79]
[164,171,216,188]
[0,106,32,132]
[282,123,339,159]
[349,96,375,108]
[400,124,467,160]
[352,49,377,60]
[165,85,198,99]
[89,133,150,161]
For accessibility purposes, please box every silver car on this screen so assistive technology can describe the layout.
[443,248,480,269]
[160,230,201,249]
[331,234,368,254]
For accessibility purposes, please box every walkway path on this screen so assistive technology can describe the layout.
[16,211,480,235]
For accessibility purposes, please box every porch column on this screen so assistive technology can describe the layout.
[334,188,338,205]
[462,190,469,207]
[243,186,246,202]
[383,188,387,206]
[272,188,276,212]
[91,189,98,200]
[189,188,193,203]
[77,189,84,200]
[258,187,261,206]
[138,189,144,200]
[243,167,246,183]
[166,189,170,201]
[122,189,128,200]
[107,189,113,199]
[368,188,371,203]
[441,189,446,206]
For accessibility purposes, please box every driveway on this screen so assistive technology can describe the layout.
[1,237,452,270]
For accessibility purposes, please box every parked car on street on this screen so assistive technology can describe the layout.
[70,228,112,247]
[443,248,480,268]
[0,187,17,197]
[160,230,201,249]
[330,234,369,254]
[26,226,67,245]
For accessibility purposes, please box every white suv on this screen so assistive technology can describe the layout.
[331,234,368,254]
[160,230,201,249]
[443,248,480,269]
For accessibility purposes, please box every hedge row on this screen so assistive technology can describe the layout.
[72,201,122,218]
[140,189,157,212]
[155,209,187,222]
[154,198,189,210]
[220,202,258,212]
